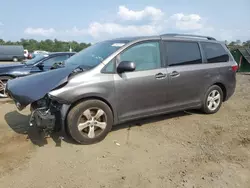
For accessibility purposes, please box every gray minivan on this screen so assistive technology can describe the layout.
[0,45,25,62]
[6,34,238,145]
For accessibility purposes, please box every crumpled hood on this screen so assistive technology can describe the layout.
[6,66,80,108]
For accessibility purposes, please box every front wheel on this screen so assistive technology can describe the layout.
[201,85,223,114]
[0,76,12,98]
[67,99,113,144]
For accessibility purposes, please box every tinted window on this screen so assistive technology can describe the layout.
[165,41,202,66]
[43,55,69,66]
[119,41,161,71]
[201,42,229,63]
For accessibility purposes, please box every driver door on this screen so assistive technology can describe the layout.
[114,41,169,122]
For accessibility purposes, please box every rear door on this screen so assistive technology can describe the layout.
[164,40,209,110]
[200,42,236,97]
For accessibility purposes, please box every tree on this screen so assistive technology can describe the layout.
[0,39,91,52]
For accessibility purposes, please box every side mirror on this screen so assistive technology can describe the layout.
[117,61,136,73]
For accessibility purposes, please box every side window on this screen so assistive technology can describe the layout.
[43,55,69,66]
[119,41,161,71]
[102,59,115,73]
[201,42,229,63]
[165,41,202,66]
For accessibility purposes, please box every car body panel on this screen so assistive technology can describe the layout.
[114,68,169,122]
[6,66,77,107]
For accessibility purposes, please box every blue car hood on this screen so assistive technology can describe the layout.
[0,63,24,68]
[6,66,80,108]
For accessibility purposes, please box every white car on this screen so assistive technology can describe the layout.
[33,50,49,54]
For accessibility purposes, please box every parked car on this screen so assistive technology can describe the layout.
[33,50,49,54]
[0,45,25,62]
[0,52,75,97]
[6,34,238,145]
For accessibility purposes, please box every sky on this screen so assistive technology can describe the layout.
[0,0,250,43]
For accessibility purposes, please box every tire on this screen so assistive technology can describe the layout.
[67,99,113,144]
[13,57,18,62]
[0,76,13,98]
[201,85,223,114]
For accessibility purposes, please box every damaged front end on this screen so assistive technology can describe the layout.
[6,65,85,135]
[29,95,61,134]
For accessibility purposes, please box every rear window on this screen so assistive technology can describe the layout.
[201,42,229,63]
[165,41,202,66]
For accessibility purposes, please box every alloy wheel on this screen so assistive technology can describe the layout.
[0,80,8,98]
[207,90,221,111]
[77,108,107,139]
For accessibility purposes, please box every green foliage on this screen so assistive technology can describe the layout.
[0,38,91,52]
[227,39,250,51]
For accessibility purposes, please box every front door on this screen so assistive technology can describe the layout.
[114,41,169,122]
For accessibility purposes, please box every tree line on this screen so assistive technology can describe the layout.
[0,39,91,52]
[0,38,249,52]
[226,40,250,50]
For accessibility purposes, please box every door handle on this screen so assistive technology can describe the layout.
[169,71,180,77]
[155,73,167,79]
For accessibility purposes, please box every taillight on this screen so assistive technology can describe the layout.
[232,65,238,72]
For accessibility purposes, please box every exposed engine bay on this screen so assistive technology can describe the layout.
[29,95,62,135]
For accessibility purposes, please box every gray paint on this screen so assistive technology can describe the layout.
[7,35,237,126]
[0,45,25,61]
[49,36,237,125]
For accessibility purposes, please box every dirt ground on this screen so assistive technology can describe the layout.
[0,74,249,188]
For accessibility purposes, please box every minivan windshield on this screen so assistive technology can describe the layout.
[65,40,129,68]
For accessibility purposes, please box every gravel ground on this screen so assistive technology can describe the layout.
[0,74,249,188]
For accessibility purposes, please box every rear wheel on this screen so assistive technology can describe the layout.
[67,99,113,144]
[0,76,12,98]
[201,85,223,114]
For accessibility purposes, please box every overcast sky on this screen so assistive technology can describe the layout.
[0,0,249,42]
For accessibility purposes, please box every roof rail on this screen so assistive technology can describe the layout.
[160,33,216,41]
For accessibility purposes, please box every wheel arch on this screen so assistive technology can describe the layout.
[212,82,227,101]
[69,96,114,117]
[61,95,116,134]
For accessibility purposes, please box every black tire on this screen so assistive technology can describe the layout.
[0,76,13,98]
[201,85,223,114]
[67,99,113,144]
